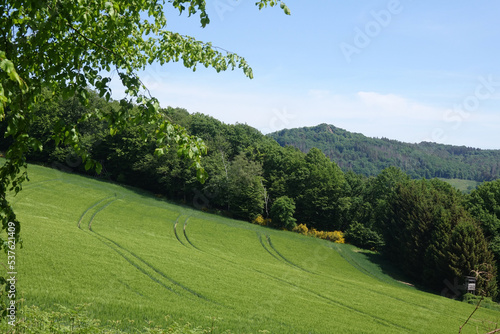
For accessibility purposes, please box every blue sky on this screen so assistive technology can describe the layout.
[112,1,500,149]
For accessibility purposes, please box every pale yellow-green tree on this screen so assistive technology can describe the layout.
[0,0,289,318]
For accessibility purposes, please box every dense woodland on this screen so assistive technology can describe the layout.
[270,124,500,181]
[3,90,500,298]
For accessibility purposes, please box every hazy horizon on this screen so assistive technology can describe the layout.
[109,1,500,150]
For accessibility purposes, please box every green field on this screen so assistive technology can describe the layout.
[440,178,481,193]
[4,162,500,333]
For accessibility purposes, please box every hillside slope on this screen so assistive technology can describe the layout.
[7,163,500,333]
[269,124,500,181]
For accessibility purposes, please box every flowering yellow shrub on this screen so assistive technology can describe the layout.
[292,223,309,235]
[306,228,344,243]
[252,215,267,226]
[327,231,345,244]
[308,228,321,238]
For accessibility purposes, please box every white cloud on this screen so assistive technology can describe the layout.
[107,72,500,149]
[356,91,443,121]
[308,89,331,99]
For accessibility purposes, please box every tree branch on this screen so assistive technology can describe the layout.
[486,330,500,334]
[65,21,119,57]
[458,294,483,333]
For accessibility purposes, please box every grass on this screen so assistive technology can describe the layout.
[3,161,500,333]
[439,178,481,193]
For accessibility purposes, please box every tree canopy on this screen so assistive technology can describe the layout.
[0,0,289,317]
[6,93,500,299]
[270,124,500,181]
[3,0,500,316]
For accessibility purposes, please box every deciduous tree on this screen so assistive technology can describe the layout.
[270,195,296,230]
[0,0,289,317]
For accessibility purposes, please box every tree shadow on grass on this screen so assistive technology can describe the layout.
[361,251,416,285]
[338,245,435,293]
[363,250,448,295]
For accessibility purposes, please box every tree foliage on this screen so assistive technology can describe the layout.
[0,0,290,318]
[5,92,500,298]
[227,152,265,221]
[270,123,500,182]
[3,1,500,308]
[344,221,384,251]
[270,196,296,230]
[381,178,496,294]
[468,180,500,292]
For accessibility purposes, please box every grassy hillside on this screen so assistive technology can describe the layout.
[5,162,500,333]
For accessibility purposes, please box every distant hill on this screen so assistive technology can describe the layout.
[268,124,500,182]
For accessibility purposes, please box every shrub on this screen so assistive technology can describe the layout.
[345,222,384,251]
[292,223,309,235]
[307,228,345,243]
[328,231,345,244]
[252,214,267,226]
[308,228,320,238]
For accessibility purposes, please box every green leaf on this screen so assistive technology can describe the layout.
[95,162,103,175]
[84,159,92,171]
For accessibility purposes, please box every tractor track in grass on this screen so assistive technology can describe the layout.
[329,243,386,283]
[77,195,117,229]
[91,232,179,295]
[147,230,420,330]
[8,178,63,205]
[117,279,144,297]
[88,198,118,231]
[95,232,220,305]
[21,178,62,189]
[259,270,412,332]
[257,233,312,274]
[257,232,281,262]
[183,218,201,251]
[173,215,187,247]
[81,205,222,305]
[266,235,312,273]
[77,198,186,297]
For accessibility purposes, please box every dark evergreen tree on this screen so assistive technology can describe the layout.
[448,219,497,297]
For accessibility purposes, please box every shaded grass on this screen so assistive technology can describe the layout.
[330,243,419,289]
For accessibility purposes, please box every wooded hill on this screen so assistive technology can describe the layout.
[269,124,500,182]
[4,90,500,298]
